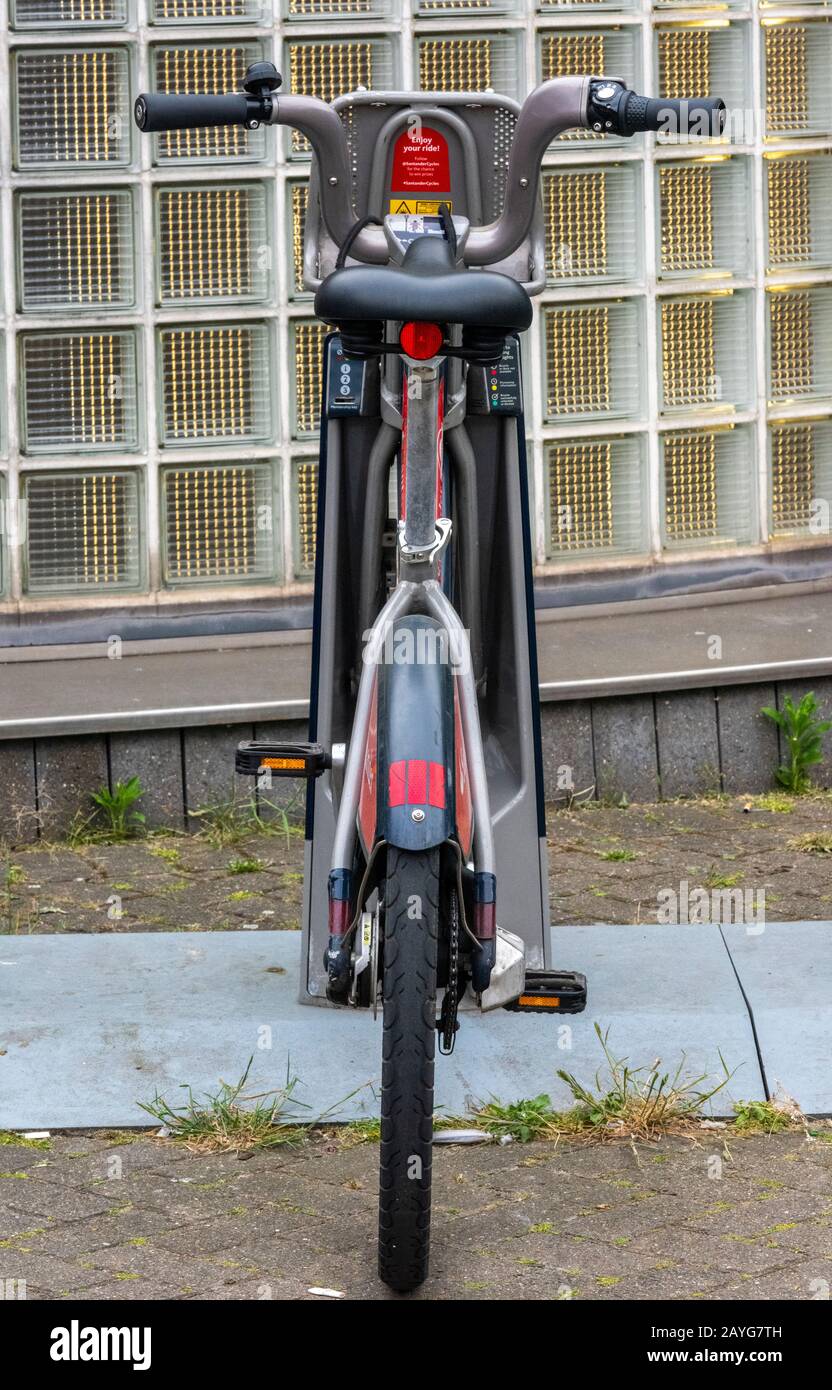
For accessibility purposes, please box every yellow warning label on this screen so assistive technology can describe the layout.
[389,199,452,215]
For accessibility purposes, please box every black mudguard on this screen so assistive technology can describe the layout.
[376,614,455,851]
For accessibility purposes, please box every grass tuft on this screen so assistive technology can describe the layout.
[138,1057,307,1154]
[554,1025,734,1141]
[788,832,832,856]
[473,1094,568,1143]
[339,1118,382,1146]
[188,797,302,849]
[227,856,268,875]
[732,1100,798,1134]
[746,792,794,814]
[470,1025,734,1144]
[149,845,181,864]
[0,1130,50,1150]
[704,867,744,890]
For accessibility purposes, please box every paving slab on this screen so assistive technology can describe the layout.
[0,925,768,1129]
[722,920,832,1116]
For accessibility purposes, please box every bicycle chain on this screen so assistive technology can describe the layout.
[438,886,460,1055]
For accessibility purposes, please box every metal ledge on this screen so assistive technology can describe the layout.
[1,583,831,738]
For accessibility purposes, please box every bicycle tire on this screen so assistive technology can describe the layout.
[378,845,439,1292]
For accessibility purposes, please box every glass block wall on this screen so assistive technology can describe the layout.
[0,0,830,605]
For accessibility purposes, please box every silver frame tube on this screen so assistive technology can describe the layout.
[358,421,400,642]
[330,580,417,871]
[403,364,443,554]
[330,575,494,877]
[422,580,494,874]
[445,423,483,685]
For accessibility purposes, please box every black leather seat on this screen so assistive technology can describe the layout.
[315,234,533,331]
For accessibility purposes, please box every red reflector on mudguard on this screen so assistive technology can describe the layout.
[389,760,406,807]
[407,759,427,805]
[428,761,445,809]
[399,320,443,359]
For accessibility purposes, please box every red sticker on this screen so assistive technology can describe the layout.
[391,126,450,194]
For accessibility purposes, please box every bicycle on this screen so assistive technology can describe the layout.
[136,70,724,1293]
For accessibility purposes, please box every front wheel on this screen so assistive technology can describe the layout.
[378,845,439,1293]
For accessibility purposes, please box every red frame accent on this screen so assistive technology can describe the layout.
[329,898,352,938]
[358,677,379,851]
[454,679,473,857]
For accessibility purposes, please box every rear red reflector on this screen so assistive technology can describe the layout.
[389,760,406,807]
[388,758,447,811]
[407,759,427,805]
[399,320,443,360]
[429,762,445,808]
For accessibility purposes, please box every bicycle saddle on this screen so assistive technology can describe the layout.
[315,235,533,332]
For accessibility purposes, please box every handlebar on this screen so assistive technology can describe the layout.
[134,67,726,268]
[586,82,725,138]
[135,61,280,134]
[135,92,253,132]
[627,95,725,135]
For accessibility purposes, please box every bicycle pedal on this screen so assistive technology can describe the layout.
[235,741,329,779]
[504,969,587,1015]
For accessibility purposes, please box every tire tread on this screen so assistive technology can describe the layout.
[378,846,439,1292]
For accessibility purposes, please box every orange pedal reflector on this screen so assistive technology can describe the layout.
[504,970,587,1015]
[235,741,329,780]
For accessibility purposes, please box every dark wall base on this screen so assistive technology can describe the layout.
[2,679,830,845]
[0,720,309,845]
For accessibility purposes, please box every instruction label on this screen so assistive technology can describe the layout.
[389,198,453,215]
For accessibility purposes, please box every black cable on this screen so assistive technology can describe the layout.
[335,214,384,269]
[438,201,457,257]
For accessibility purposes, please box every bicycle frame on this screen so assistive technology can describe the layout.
[304,317,551,1004]
[332,362,450,870]
[324,346,497,971]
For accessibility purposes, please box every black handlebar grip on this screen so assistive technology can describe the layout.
[622,93,726,137]
[134,92,250,133]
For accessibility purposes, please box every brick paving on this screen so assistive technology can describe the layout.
[2,1130,831,1301]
